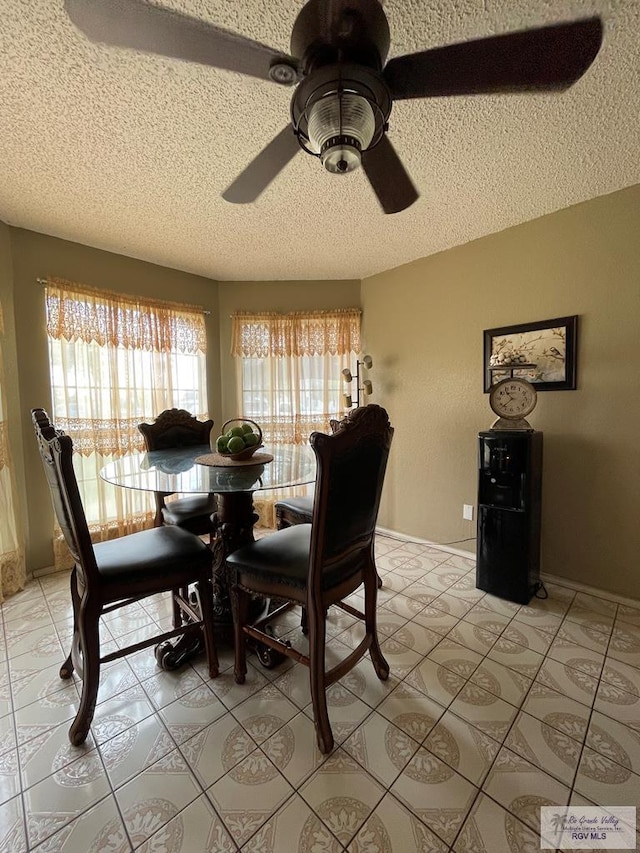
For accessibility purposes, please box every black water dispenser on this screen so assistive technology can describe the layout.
[476,430,543,604]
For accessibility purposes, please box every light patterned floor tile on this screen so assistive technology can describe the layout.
[179,712,255,792]
[486,638,543,678]
[18,718,96,791]
[0,713,15,759]
[8,643,67,681]
[137,793,236,853]
[115,749,201,847]
[404,657,465,708]
[448,682,518,743]
[594,679,640,732]
[399,580,441,605]
[377,682,445,743]
[207,748,294,847]
[565,605,615,636]
[0,795,27,852]
[261,712,328,788]
[0,748,19,806]
[348,791,449,853]
[429,592,475,618]
[478,594,520,618]
[23,749,112,848]
[343,711,419,787]
[573,592,617,616]
[446,622,496,655]
[512,608,562,636]
[378,572,414,594]
[547,637,605,677]
[427,639,483,680]
[423,710,500,786]
[158,683,227,744]
[208,663,270,710]
[521,682,591,741]
[390,746,478,845]
[30,794,132,853]
[462,603,513,635]
[141,665,204,711]
[99,715,175,789]
[482,747,571,836]
[601,656,640,697]
[453,792,540,853]
[504,711,581,786]
[586,711,640,770]
[379,636,423,678]
[337,658,400,709]
[382,593,427,620]
[617,603,640,628]
[302,683,373,746]
[470,658,531,708]
[425,568,468,594]
[299,749,386,847]
[412,607,459,636]
[232,683,299,744]
[608,622,640,668]
[14,682,81,747]
[557,619,611,652]
[90,687,157,746]
[573,746,640,808]
[243,792,342,852]
[535,657,598,708]
[388,621,441,656]
[500,620,554,654]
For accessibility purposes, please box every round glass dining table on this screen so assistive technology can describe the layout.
[101,444,316,652]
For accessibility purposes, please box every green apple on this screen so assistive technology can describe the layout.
[241,422,254,434]
[227,426,245,438]
[243,432,259,447]
[227,436,245,454]
[215,435,228,453]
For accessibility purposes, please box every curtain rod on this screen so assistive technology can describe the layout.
[35,278,211,315]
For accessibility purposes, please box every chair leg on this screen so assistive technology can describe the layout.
[364,560,389,682]
[68,602,101,746]
[230,584,248,685]
[60,567,80,679]
[307,603,333,754]
[196,574,219,679]
[300,606,309,635]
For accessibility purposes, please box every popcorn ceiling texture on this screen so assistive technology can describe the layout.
[0,0,638,281]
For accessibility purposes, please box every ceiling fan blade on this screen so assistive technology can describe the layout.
[64,0,299,83]
[362,135,419,214]
[384,17,603,99]
[222,126,301,204]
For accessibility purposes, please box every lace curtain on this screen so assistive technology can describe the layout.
[232,309,361,526]
[0,303,26,601]
[46,278,208,568]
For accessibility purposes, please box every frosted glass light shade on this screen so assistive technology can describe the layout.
[308,93,376,173]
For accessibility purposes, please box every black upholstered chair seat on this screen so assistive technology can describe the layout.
[227,524,365,591]
[161,494,217,529]
[95,526,212,592]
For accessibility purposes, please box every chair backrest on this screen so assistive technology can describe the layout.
[309,404,394,590]
[138,408,214,452]
[31,408,99,588]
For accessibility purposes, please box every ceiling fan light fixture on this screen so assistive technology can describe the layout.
[307,91,376,173]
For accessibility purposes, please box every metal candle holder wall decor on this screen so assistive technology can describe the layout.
[342,355,373,408]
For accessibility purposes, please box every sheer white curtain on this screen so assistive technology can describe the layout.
[46,278,208,568]
[0,304,26,600]
[232,310,361,526]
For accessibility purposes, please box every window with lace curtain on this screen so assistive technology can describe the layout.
[231,309,361,526]
[45,278,208,568]
[0,303,26,601]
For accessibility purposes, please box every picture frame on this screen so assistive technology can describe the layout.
[483,315,578,392]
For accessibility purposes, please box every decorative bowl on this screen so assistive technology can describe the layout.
[215,418,264,461]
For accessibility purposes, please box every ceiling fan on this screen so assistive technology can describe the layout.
[64,0,603,214]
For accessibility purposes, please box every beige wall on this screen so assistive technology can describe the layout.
[217,280,361,416]
[9,229,221,570]
[362,185,640,598]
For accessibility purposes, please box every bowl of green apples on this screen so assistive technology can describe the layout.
[213,418,263,461]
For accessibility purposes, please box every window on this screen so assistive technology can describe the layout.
[46,279,208,566]
[232,310,361,445]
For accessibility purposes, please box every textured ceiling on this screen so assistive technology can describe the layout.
[0,1,639,281]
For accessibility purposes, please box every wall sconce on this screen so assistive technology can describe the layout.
[342,355,374,408]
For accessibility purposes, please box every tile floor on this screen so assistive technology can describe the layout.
[1,533,639,852]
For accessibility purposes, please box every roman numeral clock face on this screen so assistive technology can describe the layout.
[489,377,537,420]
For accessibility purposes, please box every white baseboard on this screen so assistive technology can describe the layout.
[375,526,476,561]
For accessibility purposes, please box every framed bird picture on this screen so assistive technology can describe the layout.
[483,316,578,392]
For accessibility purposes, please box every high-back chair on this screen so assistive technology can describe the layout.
[138,408,217,541]
[32,408,218,746]
[227,404,394,753]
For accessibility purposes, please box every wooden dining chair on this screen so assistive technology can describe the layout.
[32,408,219,746]
[227,404,394,753]
[138,408,217,542]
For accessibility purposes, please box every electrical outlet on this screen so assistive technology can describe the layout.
[463,504,474,521]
